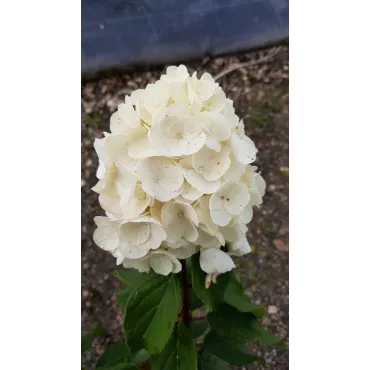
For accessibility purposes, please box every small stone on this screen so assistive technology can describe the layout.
[82,290,89,298]
[268,305,278,314]
[273,239,289,252]
[81,179,86,188]
[86,159,93,167]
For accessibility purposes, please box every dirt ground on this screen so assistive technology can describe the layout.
[81,45,289,370]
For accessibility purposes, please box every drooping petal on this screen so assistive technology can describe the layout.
[200,248,235,274]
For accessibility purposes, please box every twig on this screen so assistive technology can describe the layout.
[214,46,283,81]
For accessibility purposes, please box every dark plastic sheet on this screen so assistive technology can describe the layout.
[82,0,289,75]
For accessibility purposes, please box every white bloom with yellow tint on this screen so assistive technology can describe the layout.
[161,201,199,243]
[110,96,140,136]
[180,157,221,194]
[209,181,250,226]
[93,216,166,260]
[200,248,236,287]
[149,103,206,156]
[139,157,184,202]
[229,122,257,165]
[92,64,267,279]
[192,145,231,181]
[122,249,182,276]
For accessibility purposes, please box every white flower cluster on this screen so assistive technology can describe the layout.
[92,65,265,286]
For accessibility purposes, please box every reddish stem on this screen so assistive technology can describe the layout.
[191,316,205,321]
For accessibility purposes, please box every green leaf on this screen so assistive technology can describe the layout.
[208,304,281,346]
[116,288,133,309]
[151,322,197,370]
[96,365,137,370]
[190,255,230,310]
[224,274,265,318]
[191,319,209,339]
[114,270,152,286]
[96,343,131,367]
[81,323,105,355]
[131,349,150,366]
[204,330,260,366]
[197,350,228,370]
[190,290,204,310]
[124,274,181,355]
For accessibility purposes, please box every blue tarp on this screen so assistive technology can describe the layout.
[82,0,288,75]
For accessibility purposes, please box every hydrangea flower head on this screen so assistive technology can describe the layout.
[92,65,265,286]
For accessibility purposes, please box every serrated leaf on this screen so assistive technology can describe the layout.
[151,322,197,370]
[197,350,228,370]
[191,319,209,339]
[190,255,230,310]
[96,343,130,368]
[81,323,105,355]
[224,274,265,318]
[204,330,260,366]
[208,304,281,346]
[124,274,181,355]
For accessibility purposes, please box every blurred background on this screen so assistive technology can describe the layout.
[82,1,289,369]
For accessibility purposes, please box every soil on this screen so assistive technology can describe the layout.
[81,45,289,369]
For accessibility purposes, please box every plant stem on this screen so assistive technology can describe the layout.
[180,260,191,327]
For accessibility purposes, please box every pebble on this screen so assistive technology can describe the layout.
[268,305,278,314]
[273,239,289,252]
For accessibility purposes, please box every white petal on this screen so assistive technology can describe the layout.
[205,135,221,152]
[209,208,232,227]
[183,221,199,243]
[223,155,246,182]
[196,228,222,250]
[150,250,182,275]
[200,248,235,274]
[149,224,167,247]
[240,205,253,224]
[223,182,250,216]
[120,222,151,247]
[181,182,203,201]
[219,225,240,242]
[150,254,173,276]
[229,132,257,165]
[121,184,152,219]
[93,217,120,251]
[128,133,159,158]
[170,243,197,259]
[166,219,186,243]
[192,145,231,181]
[229,236,251,256]
[122,256,150,273]
[182,167,221,194]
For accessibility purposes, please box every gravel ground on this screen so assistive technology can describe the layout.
[81,45,289,369]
